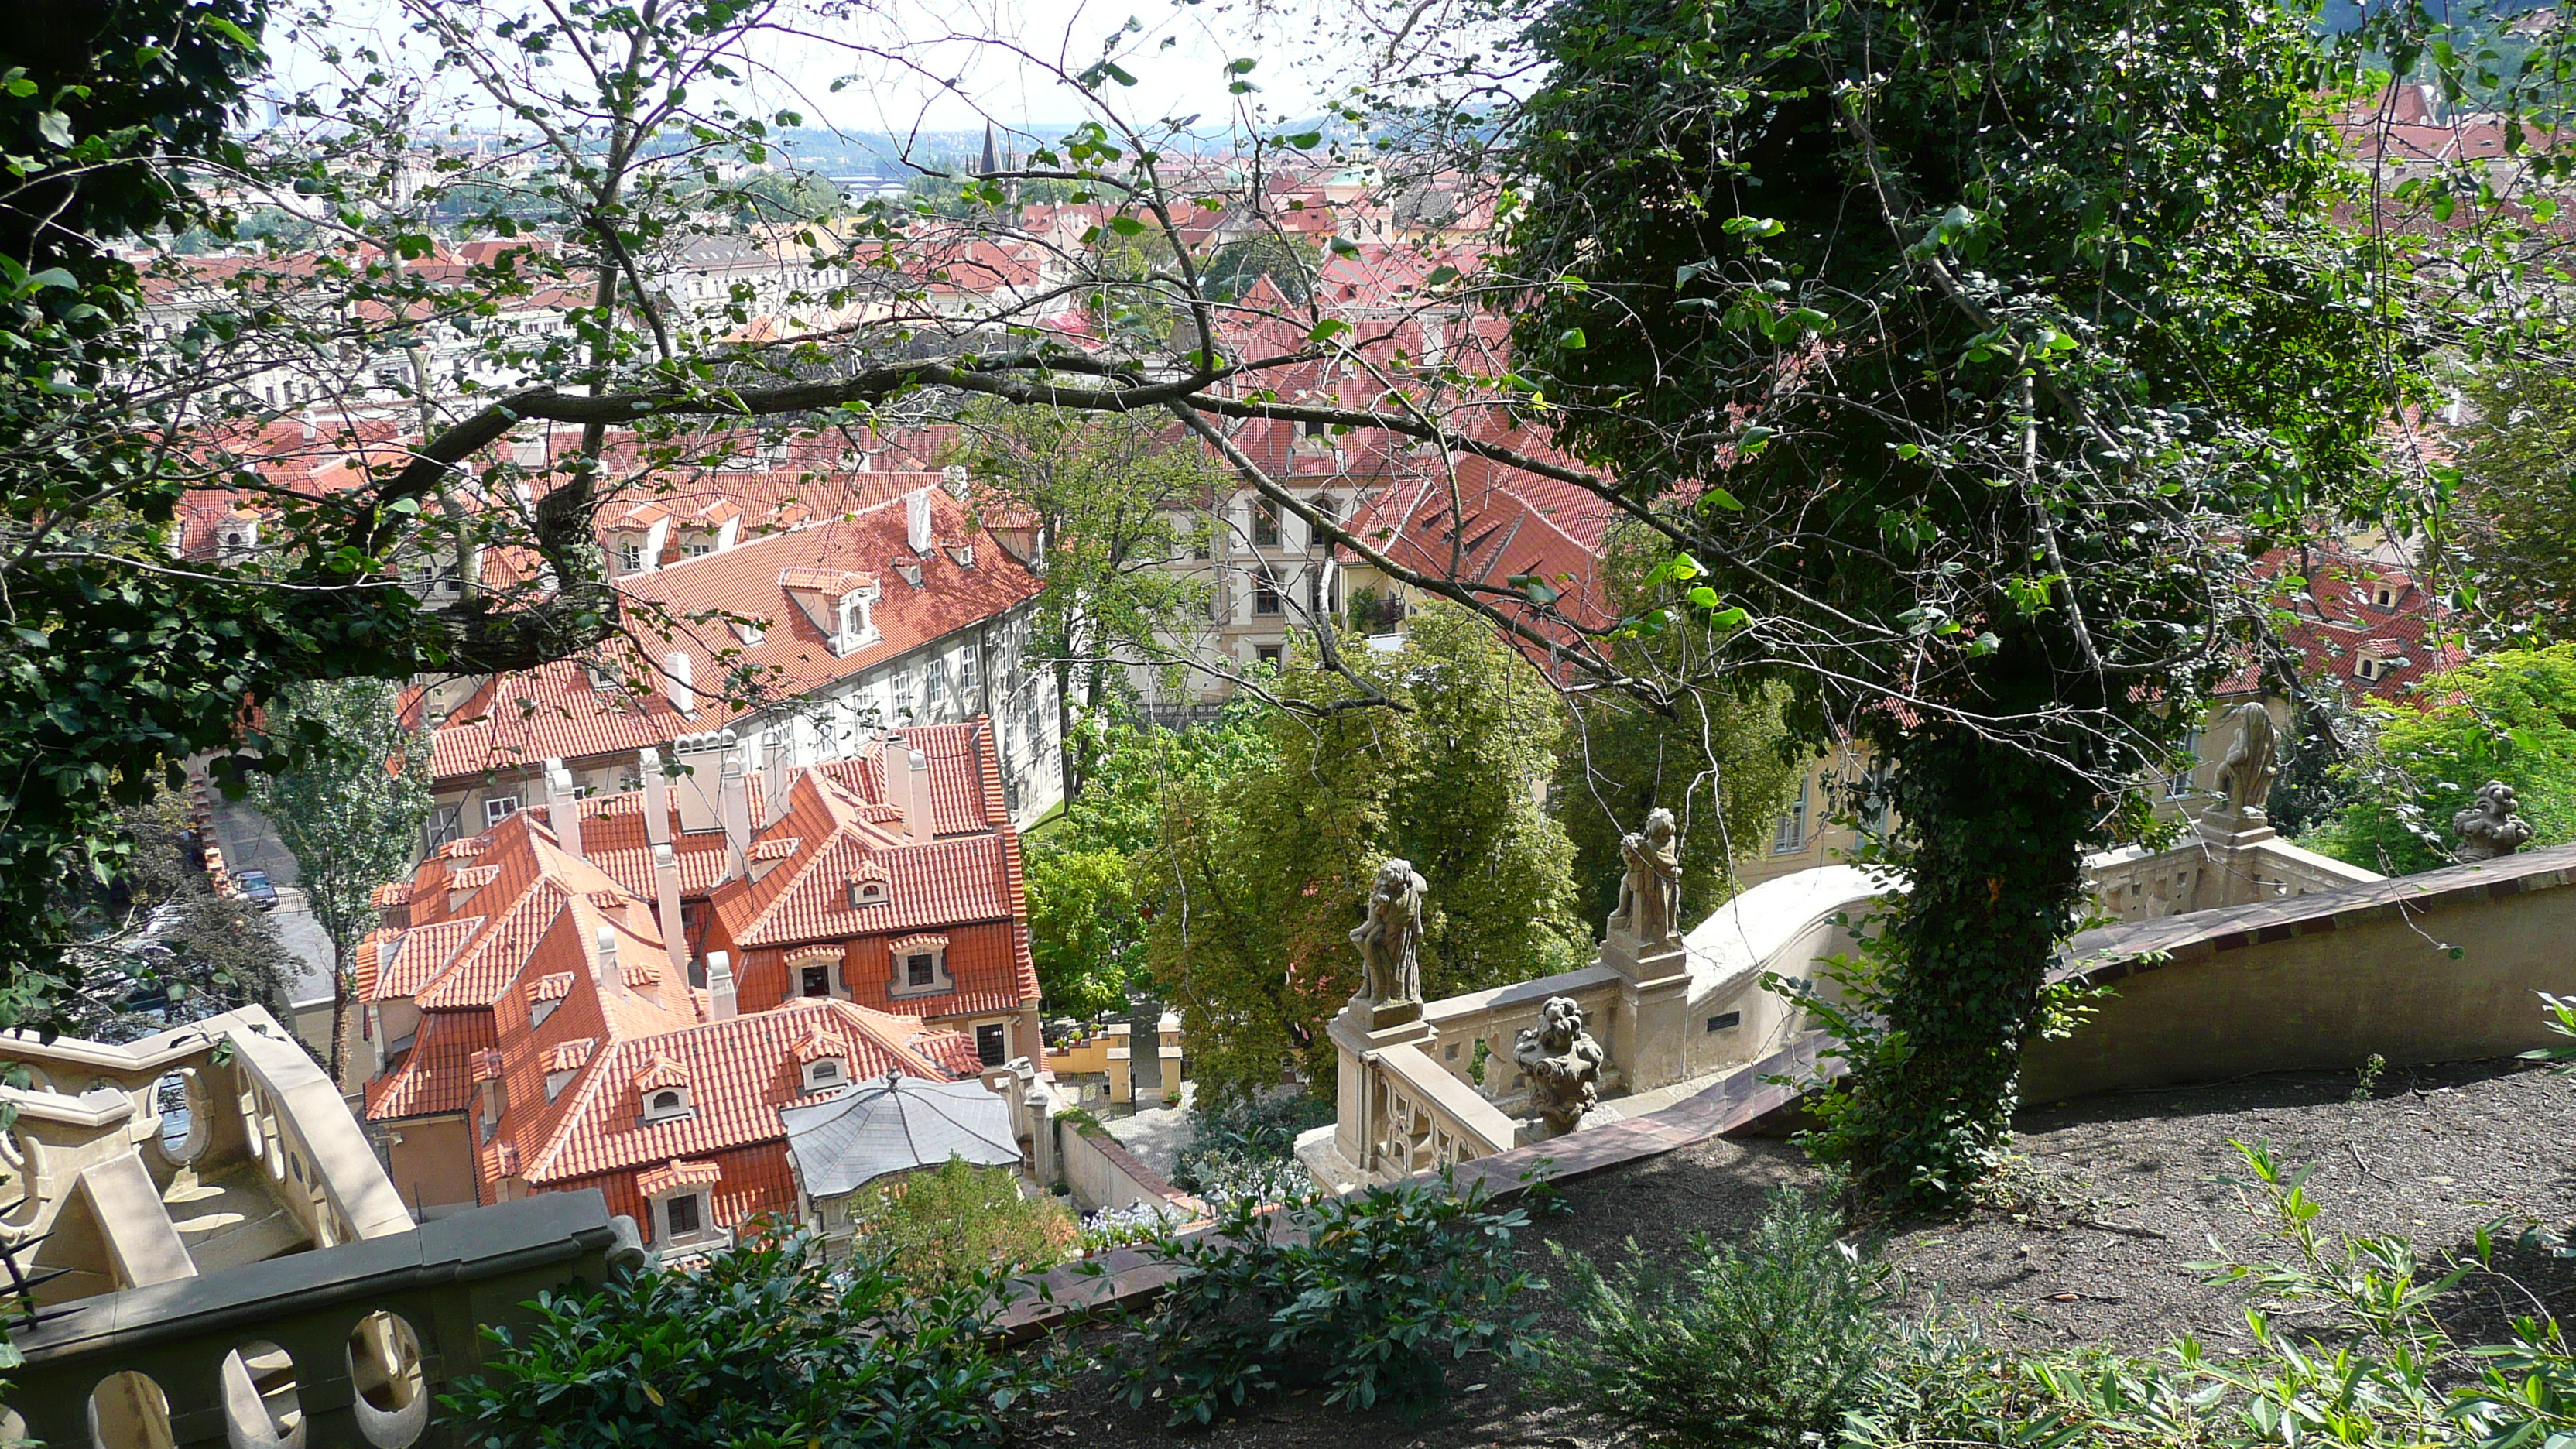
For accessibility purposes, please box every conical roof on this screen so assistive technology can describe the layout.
[779,1072,1019,1197]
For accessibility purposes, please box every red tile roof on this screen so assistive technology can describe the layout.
[427,486,1037,786]
[365,1009,495,1119]
[515,999,971,1184]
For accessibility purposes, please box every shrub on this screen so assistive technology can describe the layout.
[444,1225,1060,1448]
[1533,1184,1889,1447]
[845,1155,1077,1288]
[1168,1091,1332,1203]
[1112,1171,1544,1425]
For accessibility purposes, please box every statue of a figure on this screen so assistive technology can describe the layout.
[2455,780,2534,862]
[1350,858,1427,1006]
[1610,807,1684,947]
[1514,996,1606,1137]
[2211,702,2280,822]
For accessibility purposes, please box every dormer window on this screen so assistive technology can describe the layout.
[618,540,644,575]
[800,1057,848,1094]
[848,878,886,908]
[643,1087,691,1122]
[889,933,952,998]
[2355,654,2392,682]
[837,593,872,653]
[637,1054,694,1123]
[2372,581,2400,609]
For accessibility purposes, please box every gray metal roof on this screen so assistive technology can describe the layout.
[779,1073,1019,1197]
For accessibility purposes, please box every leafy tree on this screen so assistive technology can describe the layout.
[249,679,433,1080]
[51,786,296,1045]
[1026,703,1268,1015]
[1558,529,1805,923]
[1495,0,2408,1205]
[1201,231,1317,304]
[951,407,1222,795]
[1139,606,1585,1098]
[447,1225,1062,1448]
[2451,363,2576,642]
[2308,646,2576,875]
[844,1156,1077,1289]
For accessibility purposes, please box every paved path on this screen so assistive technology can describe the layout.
[203,789,336,1015]
[1100,1081,1196,1178]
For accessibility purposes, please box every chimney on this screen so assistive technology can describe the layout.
[719,748,752,879]
[664,651,697,717]
[906,489,933,554]
[707,951,737,1022]
[543,758,584,861]
[641,748,672,848]
[760,732,791,828]
[594,924,619,980]
[897,745,931,839]
[653,843,687,977]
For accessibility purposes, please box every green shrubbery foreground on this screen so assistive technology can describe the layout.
[450,1147,2576,1447]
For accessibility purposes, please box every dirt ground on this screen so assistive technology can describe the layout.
[1028,1057,2576,1448]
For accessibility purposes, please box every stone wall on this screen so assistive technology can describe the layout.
[2026,843,2576,1101]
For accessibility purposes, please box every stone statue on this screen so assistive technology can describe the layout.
[1610,807,1684,947]
[2211,702,2280,823]
[2454,780,2533,862]
[1514,996,1606,1138]
[1350,858,1427,1006]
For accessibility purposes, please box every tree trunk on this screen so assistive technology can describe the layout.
[327,941,350,1089]
[1835,653,2101,1208]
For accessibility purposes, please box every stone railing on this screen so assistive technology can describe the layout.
[2086,827,2382,925]
[2,1190,627,1449]
[1418,965,1624,1115]
[1359,1043,1524,1180]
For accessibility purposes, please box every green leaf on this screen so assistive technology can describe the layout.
[1558,327,1587,350]
[35,111,73,147]
[1107,215,1146,236]
[1307,318,1351,344]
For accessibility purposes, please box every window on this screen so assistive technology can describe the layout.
[2372,581,2400,609]
[1255,645,1283,666]
[2167,727,2203,797]
[424,804,464,851]
[642,1085,694,1124]
[801,964,831,999]
[484,795,520,827]
[1251,498,1282,547]
[960,646,978,692]
[927,660,947,708]
[618,541,643,574]
[801,1058,845,1094]
[2355,655,2389,682]
[652,1090,681,1113]
[1772,777,1808,854]
[663,1192,703,1238]
[684,539,713,558]
[1312,496,1339,553]
[976,1023,1008,1067]
[906,953,936,988]
[1191,524,1211,561]
[848,879,886,908]
[1254,577,1282,616]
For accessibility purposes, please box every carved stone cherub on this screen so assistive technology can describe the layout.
[1514,996,1606,1137]
[1610,807,1683,947]
[1350,858,1427,1005]
[2455,780,2534,862]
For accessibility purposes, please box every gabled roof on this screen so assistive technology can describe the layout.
[515,999,971,1184]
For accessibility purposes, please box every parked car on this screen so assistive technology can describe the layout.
[235,869,279,910]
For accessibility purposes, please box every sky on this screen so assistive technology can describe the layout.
[277,0,1356,146]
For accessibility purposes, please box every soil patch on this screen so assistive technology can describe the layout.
[1029,1057,2576,1448]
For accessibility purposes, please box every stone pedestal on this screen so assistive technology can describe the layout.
[1327,995,1435,1177]
[2196,811,2280,910]
[1601,931,1692,1095]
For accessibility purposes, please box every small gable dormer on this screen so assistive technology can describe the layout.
[545,1037,597,1103]
[846,861,889,909]
[637,1055,694,1123]
[779,567,882,656]
[525,971,575,1029]
[793,1026,853,1095]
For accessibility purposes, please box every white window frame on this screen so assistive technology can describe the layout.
[2167,726,2204,799]
[485,795,521,827]
[800,1057,849,1094]
[1772,777,1809,855]
[641,1086,694,1125]
[889,940,954,999]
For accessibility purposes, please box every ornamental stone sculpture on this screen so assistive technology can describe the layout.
[1610,807,1683,948]
[2455,780,2534,862]
[1514,995,1606,1138]
[1350,858,1427,1007]
[2211,701,2280,824]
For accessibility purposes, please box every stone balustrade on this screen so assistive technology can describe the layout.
[1418,966,1624,1113]
[2085,821,2382,924]
[4,1191,624,1449]
[1358,1042,1524,1180]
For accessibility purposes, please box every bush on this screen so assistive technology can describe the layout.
[444,1225,1060,1448]
[845,1155,1077,1288]
[1533,1184,1889,1447]
[1168,1091,1332,1203]
[1112,1171,1544,1425]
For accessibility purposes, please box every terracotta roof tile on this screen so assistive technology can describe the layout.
[636,1159,724,1197]
[365,1009,495,1120]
